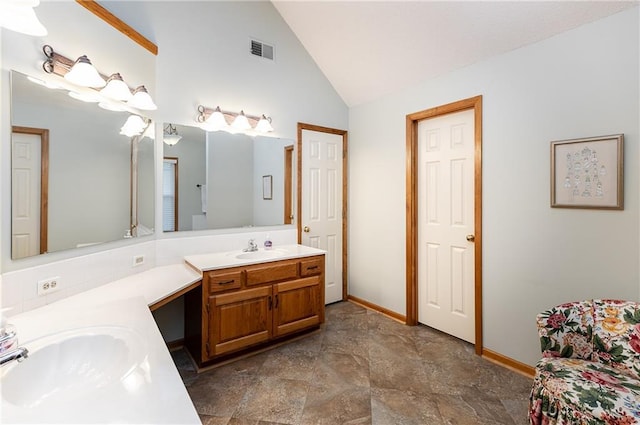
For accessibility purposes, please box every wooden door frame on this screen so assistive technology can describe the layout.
[405,95,483,355]
[12,126,49,255]
[284,145,294,225]
[297,123,349,301]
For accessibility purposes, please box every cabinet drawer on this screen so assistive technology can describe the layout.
[207,270,243,293]
[246,261,298,286]
[300,257,323,277]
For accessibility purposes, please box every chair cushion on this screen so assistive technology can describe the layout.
[531,357,640,424]
[592,300,640,380]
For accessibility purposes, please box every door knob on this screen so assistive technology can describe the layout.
[303,226,310,233]
[466,234,475,242]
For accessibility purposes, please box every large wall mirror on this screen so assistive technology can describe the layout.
[162,124,294,232]
[10,70,154,260]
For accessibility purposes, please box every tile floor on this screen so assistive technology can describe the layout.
[171,301,533,425]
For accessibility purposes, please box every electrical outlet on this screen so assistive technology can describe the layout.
[37,277,61,296]
[132,255,145,267]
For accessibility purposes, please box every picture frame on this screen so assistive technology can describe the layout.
[262,175,273,200]
[550,134,624,210]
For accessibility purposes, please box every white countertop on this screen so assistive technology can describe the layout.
[1,264,202,424]
[185,244,326,271]
[1,245,325,424]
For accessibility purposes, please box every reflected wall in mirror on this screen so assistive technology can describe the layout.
[10,70,154,260]
[163,124,294,232]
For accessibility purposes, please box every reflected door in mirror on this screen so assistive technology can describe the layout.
[11,127,49,259]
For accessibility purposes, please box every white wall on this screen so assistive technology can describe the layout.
[348,8,639,366]
[253,136,289,226]
[101,1,348,138]
[1,1,347,323]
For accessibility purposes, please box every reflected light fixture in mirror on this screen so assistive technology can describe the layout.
[196,105,273,134]
[68,90,101,103]
[163,123,182,145]
[120,115,149,137]
[0,0,47,36]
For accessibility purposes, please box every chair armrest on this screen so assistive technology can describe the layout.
[537,300,594,359]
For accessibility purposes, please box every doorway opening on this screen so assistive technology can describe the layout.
[405,95,483,354]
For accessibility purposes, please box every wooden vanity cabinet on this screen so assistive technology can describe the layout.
[186,255,325,366]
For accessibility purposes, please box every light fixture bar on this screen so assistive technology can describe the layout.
[196,105,273,133]
[41,44,155,110]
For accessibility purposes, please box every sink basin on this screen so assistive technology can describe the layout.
[233,249,288,260]
[1,326,148,410]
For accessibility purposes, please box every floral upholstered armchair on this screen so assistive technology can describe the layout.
[529,300,640,424]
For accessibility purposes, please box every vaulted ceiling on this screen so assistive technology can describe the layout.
[272,1,638,107]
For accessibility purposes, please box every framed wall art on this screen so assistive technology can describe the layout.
[262,175,273,200]
[550,134,624,210]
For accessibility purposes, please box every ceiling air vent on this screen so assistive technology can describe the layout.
[250,39,274,61]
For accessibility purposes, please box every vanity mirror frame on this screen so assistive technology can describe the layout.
[160,123,296,234]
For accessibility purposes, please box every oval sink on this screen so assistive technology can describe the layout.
[234,249,287,260]
[1,326,147,409]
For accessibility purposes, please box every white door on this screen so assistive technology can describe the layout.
[12,132,41,258]
[417,109,475,342]
[301,129,343,304]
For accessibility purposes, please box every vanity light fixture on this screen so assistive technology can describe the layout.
[202,106,228,131]
[231,111,251,131]
[163,123,182,146]
[41,45,156,112]
[0,0,47,36]
[129,86,157,111]
[255,115,274,133]
[64,55,106,88]
[100,73,133,102]
[196,105,274,134]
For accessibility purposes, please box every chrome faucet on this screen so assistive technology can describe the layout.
[0,323,29,367]
[243,238,259,252]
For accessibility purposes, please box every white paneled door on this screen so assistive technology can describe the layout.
[301,129,343,304]
[12,132,41,259]
[417,109,475,342]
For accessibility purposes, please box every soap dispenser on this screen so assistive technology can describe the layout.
[264,234,273,250]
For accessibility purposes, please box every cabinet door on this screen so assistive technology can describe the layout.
[273,277,321,338]
[208,286,272,357]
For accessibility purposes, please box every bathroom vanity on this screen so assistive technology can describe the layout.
[184,245,325,367]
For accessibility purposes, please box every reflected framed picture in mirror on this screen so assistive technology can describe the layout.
[263,175,273,200]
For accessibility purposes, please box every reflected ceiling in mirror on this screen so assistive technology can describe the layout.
[10,70,154,260]
[163,124,295,232]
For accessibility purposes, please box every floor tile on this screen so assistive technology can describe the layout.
[299,384,371,425]
[371,387,444,425]
[174,301,533,425]
[234,376,309,424]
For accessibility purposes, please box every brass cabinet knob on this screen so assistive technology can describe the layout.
[303,226,310,233]
[466,234,475,242]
